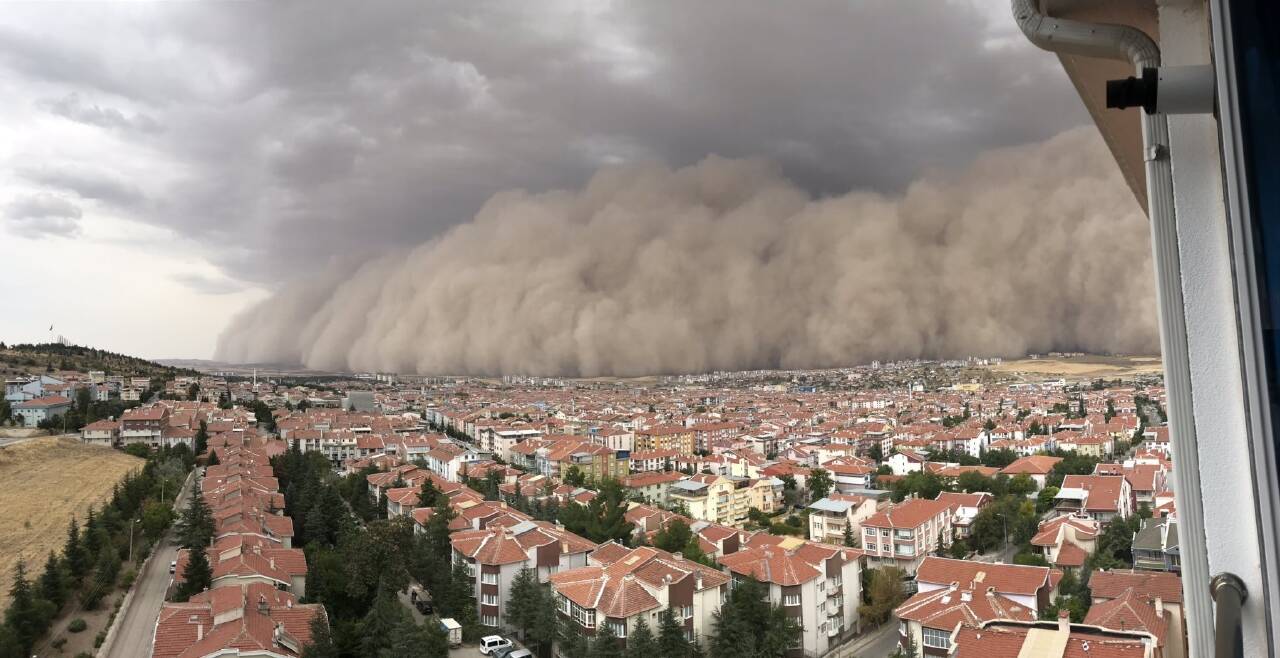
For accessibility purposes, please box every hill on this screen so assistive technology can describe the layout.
[0,342,199,379]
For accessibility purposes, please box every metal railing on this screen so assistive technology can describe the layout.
[1212,572,1247,658]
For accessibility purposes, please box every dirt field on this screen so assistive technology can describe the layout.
[0,438,142,610]
[986,355,1164,381]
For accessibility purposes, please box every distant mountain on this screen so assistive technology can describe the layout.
[0,342,199,378]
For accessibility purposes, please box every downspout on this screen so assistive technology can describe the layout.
[1010,1,1213,656]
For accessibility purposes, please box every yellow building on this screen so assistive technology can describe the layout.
[634,425,696,455]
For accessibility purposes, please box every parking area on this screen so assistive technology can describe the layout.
[449,647,486,658]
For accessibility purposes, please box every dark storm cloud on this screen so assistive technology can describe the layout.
[5,192,82,238]
[171,272,249,296]
[16,165,147,209]
[38,93,163,134]
[0,0,1088,283]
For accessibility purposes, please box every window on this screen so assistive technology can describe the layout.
[679,604,693,619]
[783,594,801,606]
[482,593,498,606]
[922,627,951,649]
[481,572,498,585]
[610,621,627,638]
[482,614,498,627]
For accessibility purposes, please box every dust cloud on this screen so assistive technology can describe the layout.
[215,128,1157,376]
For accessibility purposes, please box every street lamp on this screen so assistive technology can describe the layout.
[128,517,142,563]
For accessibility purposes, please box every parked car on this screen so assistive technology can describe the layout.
[169,560,177,574]
[498,650,533,658]
[408,584,433,614]
[479,636,513,655]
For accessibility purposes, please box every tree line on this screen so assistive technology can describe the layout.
[0,445,191,657]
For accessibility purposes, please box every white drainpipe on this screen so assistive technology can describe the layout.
[1009,1,1212,655]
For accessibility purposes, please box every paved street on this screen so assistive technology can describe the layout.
[828,620,901,658]
[104,470,197,658]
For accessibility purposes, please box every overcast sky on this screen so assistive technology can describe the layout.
[0,0,1088,360]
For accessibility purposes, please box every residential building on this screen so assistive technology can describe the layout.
[153,584,326,658]
[934,491,992,540]
[894,583,1036,655]
[120,404,170,447]
[623,471,683,506]
[1090,570,1184,658]
[548,545,730,648]
[451,520,596,629]
[80,418,120,446]
[668,474,779,526]
[951,617,1157,658]
[1132,517,1180,574]
[1029,514,1100,574]
[807,493,881,545]
[914,557,1059,613]
[1054,474,1133,523]
[718,536,864,656]
[998,455,1063,490]
[12,395,72,427]
[634,425,696,455]
[174,536,309,598]
[861,498,952,574]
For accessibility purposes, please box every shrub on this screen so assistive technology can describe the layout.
[76,653,94,658]
[68,618,88,633]
[94,630,107,648]
[120,569,136,589]
[53,637,67,649]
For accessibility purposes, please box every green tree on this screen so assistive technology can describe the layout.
[38,551,65,610]
[626,617,658,658]
[381,616,447,658]
[843,524,859,547]
[590,621,621,658]
[63,517,88,584]
[300,611,340,658]
[178,485,215,549]
[177,548,212,601]
[564,465,587,487]
[708,578,801,658]
[1036,486,1060,514]
[808,468,834,501]
[188,382,200,401]
[194,420,208,456]
[360,582,408,657]
[560,478,634,545]
[506,567,544,643]
[5,560,43,653]
[658,607,695,658]
[858,567,906,627]
[207,449,220,466]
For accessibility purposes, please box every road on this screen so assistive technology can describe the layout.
[104,469,197,658]
[828,620,902,658]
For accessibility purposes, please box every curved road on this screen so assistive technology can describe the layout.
[105,470,196,658]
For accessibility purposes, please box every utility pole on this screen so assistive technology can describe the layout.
[128,518,140,563]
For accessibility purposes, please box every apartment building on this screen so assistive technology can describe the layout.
[934,491,992,540]
[450,520,596,629]
[536,439,629,482]
[634,425,696,455]
[807,493,882,544]
[860,498,952,574]
[623,471,683,506]
[152,584,326,658]
[120,404,169,447]
[1030,514,1100,573]
[914,557,1060,613]
[1054,474,1133,524]
[548,545,729,648]
[668,474,780,526]
[894,583,1036,655]
[718,536,863,657]
[174,536,308,598]
[951,617,1157,658]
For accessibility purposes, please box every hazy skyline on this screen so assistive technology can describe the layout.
[0,1,1091,360]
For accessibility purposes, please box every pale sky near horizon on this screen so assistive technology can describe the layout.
[0,0,1086,360]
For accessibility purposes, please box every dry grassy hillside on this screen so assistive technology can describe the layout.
[0,438,142,610]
